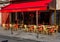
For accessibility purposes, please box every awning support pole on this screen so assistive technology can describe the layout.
[22,12,24,25]
[16,12,18,24]
[10,13,13,34]
[36,10,39,38]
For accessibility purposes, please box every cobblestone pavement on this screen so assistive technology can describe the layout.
[0,27,60,42]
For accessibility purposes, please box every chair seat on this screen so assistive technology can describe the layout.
[14,24,18,28]
[5,24,10,28]
[49,28,54,33]
[38,28,43,31]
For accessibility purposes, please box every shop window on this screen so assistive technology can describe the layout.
[56,11,60,25]
[10,12,15,24]
[39,12,50,25]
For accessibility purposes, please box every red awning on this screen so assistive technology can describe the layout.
[1,0,52,12]
[1,7,47,12]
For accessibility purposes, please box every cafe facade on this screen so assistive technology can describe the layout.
[1,0,52,28]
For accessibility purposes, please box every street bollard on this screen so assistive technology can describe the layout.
[11,27,13,34]
[36,29,39,39]
[36,31,39,38]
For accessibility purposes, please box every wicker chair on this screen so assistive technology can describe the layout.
[2,24,6,29]
[24,25,28,32]
[5,24,10,30]
[37,26,43,34]
[28,26,34,32]
[54,25,58,33]
[34,25,37,32]
[48,27,55,35]
[13,24,18,31]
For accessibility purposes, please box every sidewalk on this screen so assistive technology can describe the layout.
[0,27,60,42]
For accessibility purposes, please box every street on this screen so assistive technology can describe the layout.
[0,27,60,42]
[0,34,60,42]
[0,35,42,42]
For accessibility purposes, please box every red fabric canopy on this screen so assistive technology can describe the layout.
[1,7,47,12]
[1,0,52,12]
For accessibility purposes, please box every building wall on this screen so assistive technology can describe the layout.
[0,0,9,1]
[49,0,56,9]
[56,0,60,10]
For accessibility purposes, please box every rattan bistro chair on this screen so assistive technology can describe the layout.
[48,27,55,35]
[54,25,58,33]
[37,26,44,34]
[24,25,28,32]
[49,25,58,35]
[34,25,37,32]
[13,24,18,31]
[28,26,34,32]
[2,24,6,30]
[42,25,48,34]
[5,24,10,30]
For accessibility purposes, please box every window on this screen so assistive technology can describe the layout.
[56,11,60,25]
